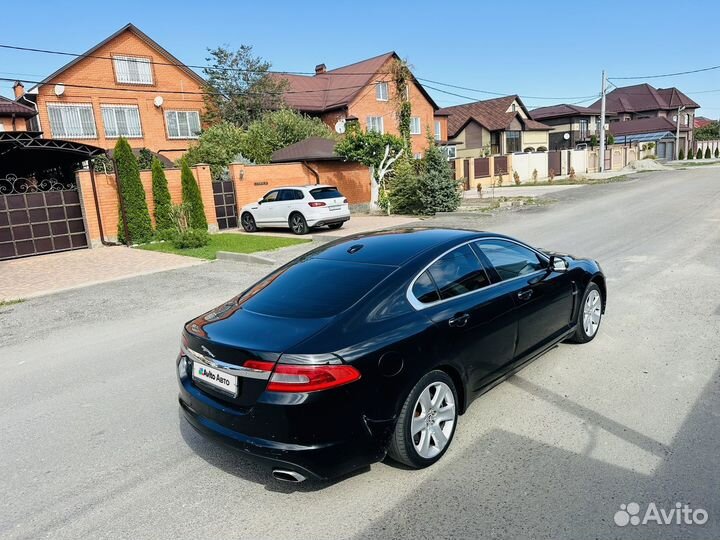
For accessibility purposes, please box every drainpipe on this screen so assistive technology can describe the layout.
[88,158,120,246]
[301,161,320,184]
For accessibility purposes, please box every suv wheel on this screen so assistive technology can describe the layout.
[241,212,257,232]
[289,213,309,235]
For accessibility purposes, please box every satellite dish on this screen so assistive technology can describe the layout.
[335,119,346,134]
[54,84,65,96]
[153,95,164,108]
[563,132,570,140]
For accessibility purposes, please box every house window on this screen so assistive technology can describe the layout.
[685,113,690,126]
[434,120,442,141]
[442,146,457,160]
[165,110,201,139]
[506,131,521,153]
[367,116,384,134]
[578,118,588,140]
[490,132,501,154]
[101,105,142,138]
[113,55,153,85]
[511,103,517,112]
[375,82,389,101]
[47,103,96,138]
[410,117,421,135]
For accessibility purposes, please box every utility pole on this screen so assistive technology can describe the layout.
[599,70,607,172]
[675,105,685,160]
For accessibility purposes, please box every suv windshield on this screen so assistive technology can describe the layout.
[240,259,392,318]
[310,187,343,200]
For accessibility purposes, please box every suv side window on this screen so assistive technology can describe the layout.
[262,190,280,203]
[425,244,490,301]
[291,189,305,200]
[475,239,546,281]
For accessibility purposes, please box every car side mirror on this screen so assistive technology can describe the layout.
[257,199,264,204]
[550,255,568,272]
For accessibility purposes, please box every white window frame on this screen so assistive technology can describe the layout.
[434,120,442,141]
[113,55,154,85]
[443,145,457,160]
[367,116,384,134]
[410,116,422,135]
[46,103,97,139]
[101,104,143,138]
[165,110,202,139]
[375,82,389,101]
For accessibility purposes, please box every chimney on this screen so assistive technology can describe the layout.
[13,81,25,99]
[315,64,326,75]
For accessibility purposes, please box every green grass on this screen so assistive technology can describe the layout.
[0,299,24,307]
[137,233,310,260]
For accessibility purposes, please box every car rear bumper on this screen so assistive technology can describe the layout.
[178,370,384,480]
[306,214,350,227]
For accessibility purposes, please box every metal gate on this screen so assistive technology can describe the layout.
[548,151,561,176]
[0,175,87,261]
[212,180,238,230]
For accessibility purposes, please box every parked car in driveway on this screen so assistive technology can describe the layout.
[240,185,350,235]
[177,228,606,482]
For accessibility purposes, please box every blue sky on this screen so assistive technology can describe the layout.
[2,0,719,116]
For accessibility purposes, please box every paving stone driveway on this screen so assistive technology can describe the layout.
[0,247,204,301]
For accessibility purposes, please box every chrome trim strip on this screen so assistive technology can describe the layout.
[405,237,550,311]
[182,345,271,380]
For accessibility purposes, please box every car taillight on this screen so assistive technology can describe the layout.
[343,198,348,204]
[243,359,361,393]
[308,201,326,207]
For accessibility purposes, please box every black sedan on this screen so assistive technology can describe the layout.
[177,228,605,482]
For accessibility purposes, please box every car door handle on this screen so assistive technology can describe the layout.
[517,289,533,301]
[448,313,470,328]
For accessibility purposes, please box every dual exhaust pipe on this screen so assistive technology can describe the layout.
[272,468,307,483]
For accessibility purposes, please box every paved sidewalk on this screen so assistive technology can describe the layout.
[0,246,204,301]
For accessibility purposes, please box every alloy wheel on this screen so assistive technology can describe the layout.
[411,381,456,459]
[241,213,255,232]
[583,289,602,337]
[291,215,306,234]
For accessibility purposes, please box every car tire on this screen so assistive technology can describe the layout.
[387,370,458,469]
[241,212,257,233]
[568,282,603,343]
[327,222,344,230]
[289,213,309,235]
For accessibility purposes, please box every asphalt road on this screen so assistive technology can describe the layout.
[1,168,718,540]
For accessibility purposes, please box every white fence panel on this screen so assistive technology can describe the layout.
[511,152,548,182]
[569,150,588,173]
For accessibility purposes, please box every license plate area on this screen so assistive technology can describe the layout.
[192,362,238,397]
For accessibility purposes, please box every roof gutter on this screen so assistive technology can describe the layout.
[302,161,320,184]
[88,158,121,247]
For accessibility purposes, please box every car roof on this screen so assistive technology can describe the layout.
[310,228,488,266]
[268,185,336,191]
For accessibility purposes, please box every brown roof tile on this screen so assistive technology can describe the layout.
[590,83,699,113]
[270,137,339,163]
[0,96,37,118]
[436,95,551,137]
[530,103,602,120]
[609,116,690,137]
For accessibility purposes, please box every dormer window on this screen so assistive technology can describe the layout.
[376,82,389,101]
[511,103,517,112]
[113,55,153,85]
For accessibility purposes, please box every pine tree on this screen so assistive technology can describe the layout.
[678,148,684,160]
[715,147,719,159]
[151,158,173,233]
[114,138,153,244]
[180,160,208,230]
[704,147,711,159]
[417,144,461,215]
[696,148,703,159]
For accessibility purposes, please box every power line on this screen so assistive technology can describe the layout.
[609,64,720,80]
[417,77,598,101]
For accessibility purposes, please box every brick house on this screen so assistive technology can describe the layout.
[437,95,551,159]
[530,104,604,150]
[278,52,447,157]
[14,23,206,161]
[0,95,37,132]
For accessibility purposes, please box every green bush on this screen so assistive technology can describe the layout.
[678,148,684,160]
[386,159,422,215]
[183,122,247,179]
[696,148,703,159]
[687,148,693,159]
[416,145,462,214]
[151,158,173,234]
[715,148,719,158]
[137,148,155,170]
[180,161,208,230]
[114,138,153,244]
[704,147,711,159]
[171,228,210,249]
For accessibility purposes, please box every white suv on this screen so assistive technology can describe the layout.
[240,185,350,235]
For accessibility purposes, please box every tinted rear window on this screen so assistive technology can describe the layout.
[240,259,392,318]
[310,187,343,200]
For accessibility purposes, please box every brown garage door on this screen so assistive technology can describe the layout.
[0,176,87,261]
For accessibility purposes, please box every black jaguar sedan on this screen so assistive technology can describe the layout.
[177,228,605,482]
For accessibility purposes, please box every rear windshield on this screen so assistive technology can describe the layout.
[240,259,392,318]
[310,187,343,200]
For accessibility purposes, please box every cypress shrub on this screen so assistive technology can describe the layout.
[704,147,711,159]
[417,144,462,215]
[696,148,703,159]
[180,160,208,230]
[678,148,684,160]
[115,138,153,244]
[687,148,693,159]
[150,158,173,234]
[715,148,719,158]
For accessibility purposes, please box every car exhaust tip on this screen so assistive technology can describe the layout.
[272,469,307,483]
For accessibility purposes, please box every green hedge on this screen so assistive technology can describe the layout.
[181,160,208,230]
[115,138,153,244]
[151,158,174,233]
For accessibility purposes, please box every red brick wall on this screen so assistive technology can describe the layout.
[34,28,205,161]
[77,164,216,243]
[229,161,371,207]
[0,117,28,131]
